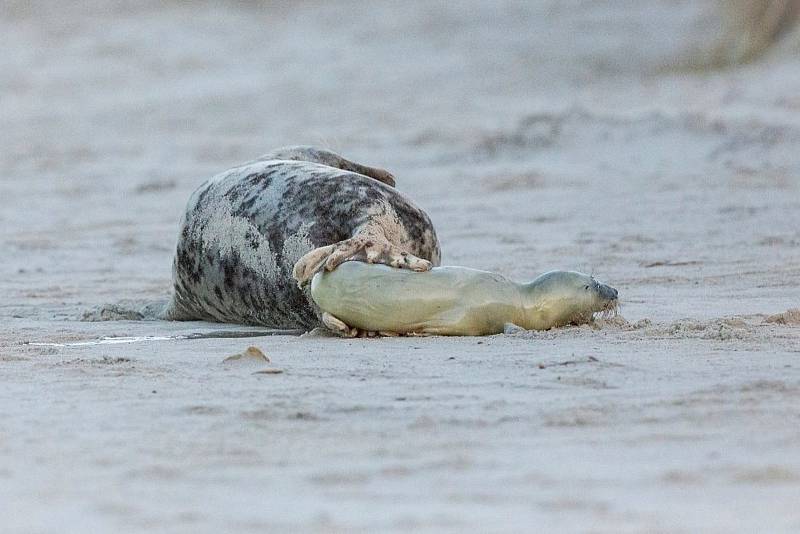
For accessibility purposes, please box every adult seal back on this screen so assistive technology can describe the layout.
[164,146,441,329]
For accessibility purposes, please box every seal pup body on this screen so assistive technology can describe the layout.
[310,262,618,336]
[165,147,440,329]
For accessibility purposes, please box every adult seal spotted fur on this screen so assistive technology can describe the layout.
[310,262,619,336]
[163,146,441,329]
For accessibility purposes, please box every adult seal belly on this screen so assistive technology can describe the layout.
[310,262,619,336]
[164,146,441,329]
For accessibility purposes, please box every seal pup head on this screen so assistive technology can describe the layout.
[524,270,618,328]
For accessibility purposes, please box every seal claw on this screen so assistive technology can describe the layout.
[292,244,335,287]
[293,233,432,286]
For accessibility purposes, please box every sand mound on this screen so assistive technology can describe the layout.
[765,308,800,325]
[80,299,168,321]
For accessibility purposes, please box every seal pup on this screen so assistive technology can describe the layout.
[310,262,618,336]
[164,146,441,329]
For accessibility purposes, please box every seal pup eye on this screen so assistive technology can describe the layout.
[584,285,590,290]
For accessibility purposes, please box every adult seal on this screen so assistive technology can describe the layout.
[164,146,441,329]
[310,262,619,336]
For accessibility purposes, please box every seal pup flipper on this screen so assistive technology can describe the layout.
[257,145,396,187]
[321,313,391,338]
[321,312,359,338]
[292,231,432,287]
[503,323,527,334]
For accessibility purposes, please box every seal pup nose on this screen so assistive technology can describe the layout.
[599,284,618,300]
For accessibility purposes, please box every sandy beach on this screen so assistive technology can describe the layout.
[2,1,800,532]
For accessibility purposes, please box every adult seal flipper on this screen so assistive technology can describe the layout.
[245,145,397,187]
[164,146,441,330]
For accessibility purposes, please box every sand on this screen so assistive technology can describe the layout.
[2,1,800,532]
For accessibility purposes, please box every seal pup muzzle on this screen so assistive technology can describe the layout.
[309,262,618,337]
[164,146,440,329]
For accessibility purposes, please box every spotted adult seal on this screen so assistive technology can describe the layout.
[310,262,618,336]
[163,146,440,329]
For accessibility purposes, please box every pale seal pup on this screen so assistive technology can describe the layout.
[310,262,618,336]
[164,146,441,329]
